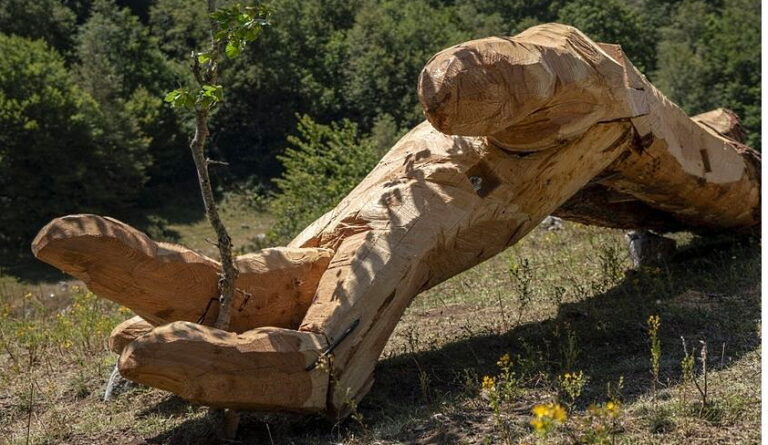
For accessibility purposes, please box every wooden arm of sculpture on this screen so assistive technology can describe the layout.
[31,24,759,417]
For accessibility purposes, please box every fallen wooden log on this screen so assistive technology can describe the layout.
[109,316,153,354]
[33,23,759,417]
[418,25,759,233]
[119,322,328,412]
[32,214,332,331]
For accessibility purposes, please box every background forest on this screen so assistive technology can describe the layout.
[0,2,761,444]
[0,0,760,261]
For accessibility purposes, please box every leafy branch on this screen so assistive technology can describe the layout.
[164,2,270,331]
[163,1,270,439]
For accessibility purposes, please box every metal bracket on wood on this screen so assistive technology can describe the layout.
[305,318,360,371]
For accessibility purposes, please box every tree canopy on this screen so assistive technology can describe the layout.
[0,0,760,253]
[0,34,149,253]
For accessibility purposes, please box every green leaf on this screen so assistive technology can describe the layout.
[164,88,195,110]
[196,84,224,109]
[197,52,211,64]
[245,27,260,41]
[225,41,240,58]
[164,90,180,103]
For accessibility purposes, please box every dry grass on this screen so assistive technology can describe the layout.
[0,200,759,445]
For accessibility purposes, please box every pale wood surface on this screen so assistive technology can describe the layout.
[692,108,746,143]
[418,25,759,232]
[109,315,153,354]
[118,322,328,412]
[33,214,332,331]
[556,106,753,232]
[32,23,759,417]
[292,120,635,413]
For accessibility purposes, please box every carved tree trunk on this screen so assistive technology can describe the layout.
[32,24,759,417]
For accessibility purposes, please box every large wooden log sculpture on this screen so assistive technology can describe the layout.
[32,24,759,417]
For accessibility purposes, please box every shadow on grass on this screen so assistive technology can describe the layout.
[138,395,192,418]
[144,235,759,444]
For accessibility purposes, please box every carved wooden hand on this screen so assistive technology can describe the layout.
[32,24,759,417]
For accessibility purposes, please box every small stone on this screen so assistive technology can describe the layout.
[540,216,563,231]
[432,413,449,422]
[104,363,137,401]
[625,230,676,268]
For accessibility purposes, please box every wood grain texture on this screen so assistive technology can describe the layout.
[555,107,751,232]
[554,183,686,232]
[109,316,153,354]
[692,108,746,143]
[118,322,329,412]
[418,24,759,233]
[31,23,760,418]
[32,214,332,331]
[292,120,634,415]
[601,47,760,232]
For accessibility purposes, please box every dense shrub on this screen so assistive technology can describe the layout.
[78,0,191,188]
[0,0,78,56]
[654,0,761,148]
[557,0,657,73]
[268,115,379,242]
[0,34,148,254]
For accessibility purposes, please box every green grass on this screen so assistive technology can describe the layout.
[0,198,760,445]
[141,191,275,258]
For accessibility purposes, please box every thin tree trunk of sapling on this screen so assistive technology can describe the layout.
[188,109,238,331]
[165,1,271,438]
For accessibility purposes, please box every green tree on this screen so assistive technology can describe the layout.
[0,0,78,55]
[557,0,657,73]
[211,0,359,179]
[654,0,760,148]
[149,0,211,61]
[654,1,714,113]
[269,115,379,242]
[164,0,271,338]
[454,0,564,35]
[703,0,760,148]
[342,0,474,129]
[0,34,148,254]
[117,0,153,23]
[77,0,191,189]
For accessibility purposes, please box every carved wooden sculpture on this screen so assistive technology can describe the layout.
[32,24,759,417]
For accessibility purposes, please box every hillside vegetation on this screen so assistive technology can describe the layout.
[0,0,760,444]
[0,0,761,257]
[0,201,760,444]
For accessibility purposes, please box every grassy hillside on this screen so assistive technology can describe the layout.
[0,200,759,445]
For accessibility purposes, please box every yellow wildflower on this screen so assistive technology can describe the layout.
[530,402,567,435]
[551,404,567,422]
[482,375,496,392]
[531,403,567,423]
[605,401,621,418]
[648,315,660,331]
[532,404,549,417]
[497,353,511,368]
